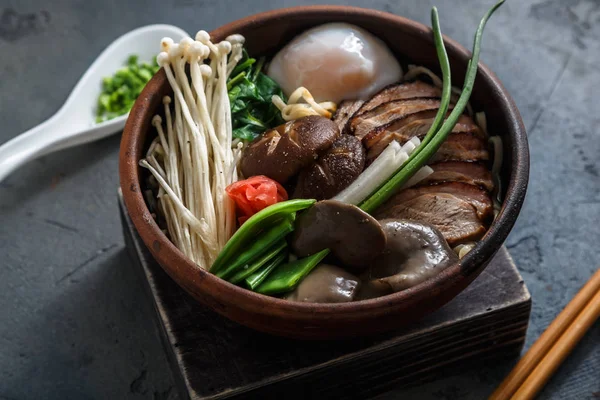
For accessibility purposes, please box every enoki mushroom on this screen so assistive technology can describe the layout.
[272,87,337,121]
[140,32,245,269]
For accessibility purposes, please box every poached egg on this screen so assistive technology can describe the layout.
[267,23,403,104]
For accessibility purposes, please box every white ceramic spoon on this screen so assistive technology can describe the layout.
[0,24,189,182]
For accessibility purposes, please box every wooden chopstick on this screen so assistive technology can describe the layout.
[512,288,600,399]
[489,268,600,400]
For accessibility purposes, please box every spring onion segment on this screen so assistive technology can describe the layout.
[359,1,505,214]
[140,32,247,269]
[333,137,432,205]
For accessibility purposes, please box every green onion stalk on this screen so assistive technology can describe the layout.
[360,0,505,213]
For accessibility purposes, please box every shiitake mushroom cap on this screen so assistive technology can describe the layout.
[293,134,365,200]
[356,219,459,299]
[240,115,340,184]
[285,263,360,303]
[291,200,386,271]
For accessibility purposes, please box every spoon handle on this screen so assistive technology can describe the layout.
[40,117,126,157]
[0,115,126,182]
[0,116,67,182]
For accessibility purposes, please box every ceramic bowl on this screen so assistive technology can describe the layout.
[119,5,529,339]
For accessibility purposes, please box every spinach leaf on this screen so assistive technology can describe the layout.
[238,109,267,129]
[255,73,283,102]
[231,49,256,77]
[233,125,263,142]
[228,49,286,141]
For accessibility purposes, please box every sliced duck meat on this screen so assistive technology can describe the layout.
[363,109,440,151]
[428,132,489,163]
[356,81,442,115]
[374,192,487,245]
[364,113,483,152]
[332,100,364,133]
[419,161,494,191]
[350,98,443,140]
[364,113,483,163]
[447,114,485,138]
[352,79,495,247]
[378,182,493,220]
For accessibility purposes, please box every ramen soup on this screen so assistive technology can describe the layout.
[140,6,504,304]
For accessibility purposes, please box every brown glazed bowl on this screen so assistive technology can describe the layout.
[120,6,529,339]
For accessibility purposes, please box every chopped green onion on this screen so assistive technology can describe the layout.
[95,54,159,123]
[127,55,139,65]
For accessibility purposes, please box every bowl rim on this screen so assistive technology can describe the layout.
[119,5,529,318]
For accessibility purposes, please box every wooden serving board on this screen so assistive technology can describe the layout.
[118,190,531,400]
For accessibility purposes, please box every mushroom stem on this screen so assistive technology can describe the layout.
[140,33,246,269]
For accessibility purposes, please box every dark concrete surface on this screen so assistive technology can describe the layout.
[0,0,598,399]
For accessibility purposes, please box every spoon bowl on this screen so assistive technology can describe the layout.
[0,24,188,182]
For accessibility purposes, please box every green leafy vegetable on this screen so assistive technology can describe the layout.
[232,125,264,142]
[210,199,316,275]
[229,240,287,284]
[256,249,330,295]
[96,54,159,123]
[244,249,288,289]
[216,219,293,280]
[359,1,504,214]
[228,49,286,141]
